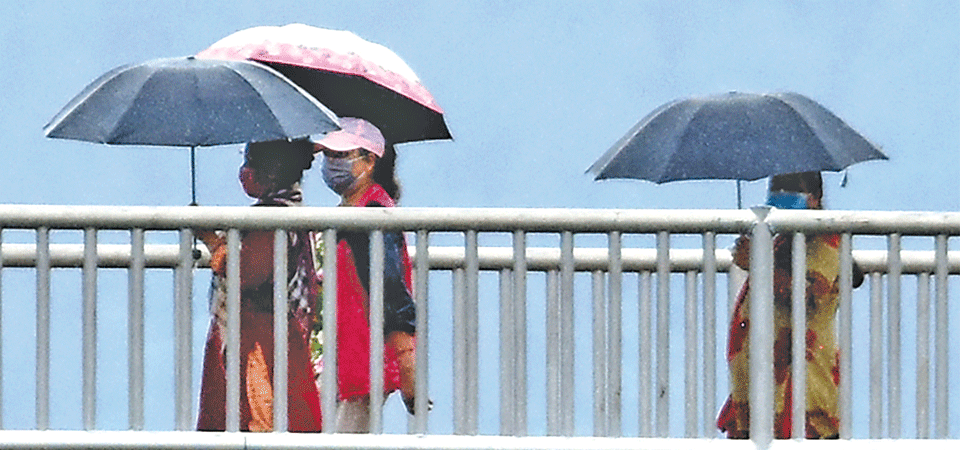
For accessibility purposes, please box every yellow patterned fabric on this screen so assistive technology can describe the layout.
[718,233,843,439]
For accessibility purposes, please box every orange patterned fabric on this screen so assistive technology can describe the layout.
[717,233,842,439]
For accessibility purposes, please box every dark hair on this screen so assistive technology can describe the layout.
[769,171,823,200]
[244,139,315,188]
[370,143,401,201]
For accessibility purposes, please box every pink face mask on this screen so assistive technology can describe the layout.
[238,165,267,199]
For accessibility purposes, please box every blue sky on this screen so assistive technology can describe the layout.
[2,0,958,437]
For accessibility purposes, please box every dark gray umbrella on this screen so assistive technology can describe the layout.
[44,56,340,204]
[588,91,887,205]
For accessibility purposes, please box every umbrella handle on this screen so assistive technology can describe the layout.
[737,180,742,209]
[190,146,198,206]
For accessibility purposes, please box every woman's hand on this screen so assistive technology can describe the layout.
[195,230,226,275]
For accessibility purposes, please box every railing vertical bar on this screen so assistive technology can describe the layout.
[128,228,145,431]
[933,234,949,438]
[369,229,385,434]
[465,229,480,434]
[655,231,670,436]
[838,233,854,439]
[413,230,430,433]
[0,229,3,430]
[559,231,575,436]
[545,269,560,436]
[748,209,773,448]
[591,269,606,437]
[452,267,467,435]
[82,227,98,430]
[35,226,50,430]
[499,268,515,436]
[638,270,652,437]
[607,231,622,437]
[790,232,806,440]
[36,227,50,430]
[321,229,338,433]
[512,230,528,436]
[887,233,902,438]
[916,272,930,438]
[272,229,288,432]
[683,270,697,438]
[701,232,716,437]
[225,228,241,432]
[174,229,194,431]
[869,272,884,438]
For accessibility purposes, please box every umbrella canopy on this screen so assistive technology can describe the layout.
[44,56,340,203]
[196,23,451,145]
[588,91,887,184]
[45,56,339,147]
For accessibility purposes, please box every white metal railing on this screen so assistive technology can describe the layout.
[0,205,957,449]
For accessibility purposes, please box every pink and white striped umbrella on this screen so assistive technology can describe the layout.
[198,24,451,144]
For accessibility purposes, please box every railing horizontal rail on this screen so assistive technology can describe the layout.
[5,244,960,274]
[0,430,957,450]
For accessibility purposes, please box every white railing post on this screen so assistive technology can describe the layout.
[0,229,3,430]
[272,229,288,432]
[887,233,902,438]
[559,231,576,436]
[35,226,50,431]
[225,228,241,432]
[369,229,385,434]
[683,269,697,438]
[701,232,716,438]
[412,229,431,433]
[592,269,606,437]
[917,271,931,438]
[545,268,560,436]
[748,206,773,448]
[838,232,854,439]
[933,234,949,438]
[637,270,652,437]
[870,271,884,438]
[500,267,515,436]
[453,266,467,435]
[465,230,480,435]
[655,231,670,436]
[128,229,145,431]
[512,230,528,436]
[790,232,806,440]
[607,231,622,437]
[82,227,98,430]
[321,228,338,433]
[174,229,194,431]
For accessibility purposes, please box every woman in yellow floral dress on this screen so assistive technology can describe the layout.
[717,171,864,439]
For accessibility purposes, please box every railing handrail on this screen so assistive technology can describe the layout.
[2,204,960,234]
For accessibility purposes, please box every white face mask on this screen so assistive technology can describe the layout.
[321,154,362,195]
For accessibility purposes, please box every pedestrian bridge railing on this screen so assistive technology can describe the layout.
[0,205,957,450]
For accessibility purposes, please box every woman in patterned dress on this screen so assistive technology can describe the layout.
[195,139,323,432]
[717,171,864,439]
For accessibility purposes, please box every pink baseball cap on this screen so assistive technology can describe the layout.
[313,117,385,157]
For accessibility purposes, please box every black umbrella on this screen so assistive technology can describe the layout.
[588,91,888,206]
[44,56,340,204]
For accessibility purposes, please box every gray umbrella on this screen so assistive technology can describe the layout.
[587,91,887,206]
[44,56,340,204]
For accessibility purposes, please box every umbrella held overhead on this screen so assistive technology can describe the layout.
[44,56,340,204]
[197,23,451,145]
[588,91,887,189]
